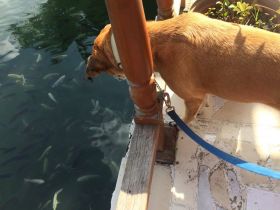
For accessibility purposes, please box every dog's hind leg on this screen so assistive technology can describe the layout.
[183,98,203,123]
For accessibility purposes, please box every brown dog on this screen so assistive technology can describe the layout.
[86,12,280,122]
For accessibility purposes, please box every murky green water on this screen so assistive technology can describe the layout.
[0,0,156,209]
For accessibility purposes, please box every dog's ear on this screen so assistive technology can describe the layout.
[86,24,125,79]
[86,24,114,79]
[101,24,111,33]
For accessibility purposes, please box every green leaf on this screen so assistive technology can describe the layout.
[237,2,244,11]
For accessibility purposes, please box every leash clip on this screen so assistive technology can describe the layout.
[163,92,175,113]
[154,79,175,113]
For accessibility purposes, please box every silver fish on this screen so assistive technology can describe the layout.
[43,73,59,80]
[40,103,55,110]
[9,107,29,123]
[48,92,58,103]
[74,61,85,71]
[65,119,80,131]
[103,159,119,179]
[51,54,67,64]
[76,174,99,182]
[7,74,23,80]
[36,53,42,63]
[7,74,26,85]
[38,146,52,161]
[0,173,12,179]
[24,178,45,184]
[1,154,29,166]
[88,126,105,138]
[51,75,66,88]
[61,84,74,89]
[43,158,48,174]
[71,78,79,85]
[102,118,121,134]
[91,99,99,107]
[52,188,63,210]
[41,200,52,209]
[22,119,28,127]
[90,99,100,115]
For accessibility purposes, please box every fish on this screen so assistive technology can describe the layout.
[51,75,66,88]
[40,103,54,110]
[76,174,99,182]
[65,119,80,131]
[41,200,51,209]
[0,196,19,210]
[24,178,45,184]
[0,154,29,167]
[51,54,67,64]
[52,188,63,210]
[0,173,12,179]
[19,143,37,154]
[62,117,72,126]
[7,74,23,80]
[21,118,41,133]
[0,93,16,100]
[0,82,17,89]
[90,99,101,115]
[101,108,116,121]
[7,74,26,85]
[43,73,59,80]
[88,126,105,138]
[0,147,16,154]
[91,99,99,107]
[61,84,74,89]
[71,78,79,85]
[74,61,85,71]
[102,118,121,134]
[36,53,42,63]
[43,158,48,174]
[22,119,28,127]
[38,146,52,161]
[9,107,29,123]
[48,92,58,103]
[103,159,119,179]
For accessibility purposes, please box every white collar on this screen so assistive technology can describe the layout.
[110,33,123,69]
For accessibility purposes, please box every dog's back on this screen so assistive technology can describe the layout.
[148,12,280,108]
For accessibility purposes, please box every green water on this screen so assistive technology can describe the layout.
[0,0,156,209]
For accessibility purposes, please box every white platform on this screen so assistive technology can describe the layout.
[112,91,280,210]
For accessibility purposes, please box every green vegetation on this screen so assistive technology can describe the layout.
[205,0,280,32]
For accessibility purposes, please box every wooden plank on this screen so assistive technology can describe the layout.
[115,124,161,210]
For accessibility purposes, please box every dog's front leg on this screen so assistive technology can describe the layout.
[183,98,203,123]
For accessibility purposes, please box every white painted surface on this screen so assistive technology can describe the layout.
[111,157,127,210]
[148,165,172,210]
[246,187,280,210]
[165,92,280,210]
[111,85,280,210]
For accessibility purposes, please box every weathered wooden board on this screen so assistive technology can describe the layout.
[115,123,161,210]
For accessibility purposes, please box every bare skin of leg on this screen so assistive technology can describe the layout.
[183,98,203,123]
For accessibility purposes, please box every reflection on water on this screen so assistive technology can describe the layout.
[0,0,156,209]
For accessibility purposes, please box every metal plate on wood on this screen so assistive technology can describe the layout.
[156,123,178,165]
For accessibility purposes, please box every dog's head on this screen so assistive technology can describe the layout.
[86,24,126,80]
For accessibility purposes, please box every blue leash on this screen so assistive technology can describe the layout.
[167,109,280,179]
